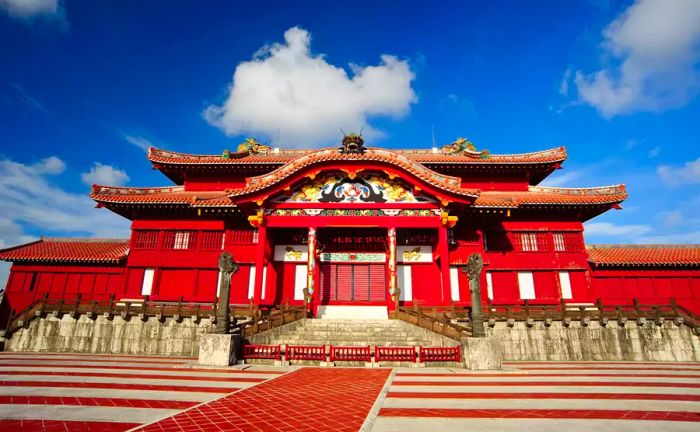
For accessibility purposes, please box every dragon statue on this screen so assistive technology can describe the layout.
[441,137,490,159]
[222,138,272,159]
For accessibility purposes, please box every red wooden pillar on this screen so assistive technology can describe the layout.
[438,225,451,305]
[307,227,319,316]
[253,226,267,306]
[387,227,397,311]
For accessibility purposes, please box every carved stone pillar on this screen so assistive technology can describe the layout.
[387,227,399,309]
[215,252,240,334]
[462,253,485,337]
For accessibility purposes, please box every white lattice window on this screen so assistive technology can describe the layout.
[173,232,190,249]
[553,233,565,251]
[520,233,538,251]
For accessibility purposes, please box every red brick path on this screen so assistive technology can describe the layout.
[135,368,392,432]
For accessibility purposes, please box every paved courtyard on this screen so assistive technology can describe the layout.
[0,352,698,431]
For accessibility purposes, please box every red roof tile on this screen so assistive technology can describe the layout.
[587,245,700,267]
[475,185,627,208]
[228,148,479,200]
[0,238,130,264]
[90,185,233,207]
[90,183,626,210]
[147,146,567,166]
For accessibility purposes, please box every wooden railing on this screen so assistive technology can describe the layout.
[396,298,700,338]
[240,305,307,338]
[482,298,700,332]
[1,293,263,337]
[396,306,472,340]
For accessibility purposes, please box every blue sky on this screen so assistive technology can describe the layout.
[0,0,699,284]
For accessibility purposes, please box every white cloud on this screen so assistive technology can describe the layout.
[204,26,417,147]
[647,146,660,158]
[574,0,700,117]
[624,139,639,150]
[584,221,652,237]
[0,0,63,20]
[0,156,130,288]
[81,163,129,186]
[117,130,156,152]
[10,82,48,112]
[540,170,581,187]
[635,230,700,244]
[658,157,700,186]
[33,155,65,174]
[660,210,684,226]
[559,68,572,96]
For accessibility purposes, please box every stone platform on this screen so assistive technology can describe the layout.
[3,352,699,431]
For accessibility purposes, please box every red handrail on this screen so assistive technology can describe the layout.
[376,346,416,362]
[419,346,461,363]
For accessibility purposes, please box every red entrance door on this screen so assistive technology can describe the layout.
[320,263,386,303]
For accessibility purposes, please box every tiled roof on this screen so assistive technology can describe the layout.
[587,245,700,267]
[90,183,626,211]
[228,148,479,200]
[402,147,567,164]
[147,146,567,166]
[90,185,233,207]
[474,185,627,208]
[0,238,130,264]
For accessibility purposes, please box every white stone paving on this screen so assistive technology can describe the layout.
[370,362,700,432]
[392,375,699,383]
[0,386,224,402]
[0,373,258,388]
[0,365,276,379]
[389,384,700,394]
[0,352,285,428]
[0,354,192,363]
[0,404,181,423]
[381,397,700,412]
[370,418,700,432]
[0,359,190,368]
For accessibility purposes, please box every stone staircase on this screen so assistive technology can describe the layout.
[271,319,437,347]
[247,318,460,366]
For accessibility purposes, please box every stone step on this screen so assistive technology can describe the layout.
[290,331,412,336]
[303,323,402,327]
[272,337,427,343]
[300,324,405,329]
[270,341,428,347]
[300,328,404,331]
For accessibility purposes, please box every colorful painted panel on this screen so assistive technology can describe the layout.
[397,246,433,263]
[319,252,386,262]
[273,245,309,262]
[280,174,434,204]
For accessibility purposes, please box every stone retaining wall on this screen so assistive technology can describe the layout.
[3,314,214,356]
[487,320,700,361]
[4,314,700,362]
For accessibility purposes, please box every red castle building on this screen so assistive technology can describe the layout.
[1,135,699,319]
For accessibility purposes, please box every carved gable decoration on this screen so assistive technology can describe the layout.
[277,173,434,204]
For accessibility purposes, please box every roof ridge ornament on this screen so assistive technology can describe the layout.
[222,138,272,159]
[441,137,490,158]
[339,131,366,155]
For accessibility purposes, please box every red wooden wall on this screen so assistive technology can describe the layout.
[3,264,125,315]
[591,269,700,315]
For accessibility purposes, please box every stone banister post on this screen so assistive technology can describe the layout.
[462,253,486,337]
[215,252,240,334]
